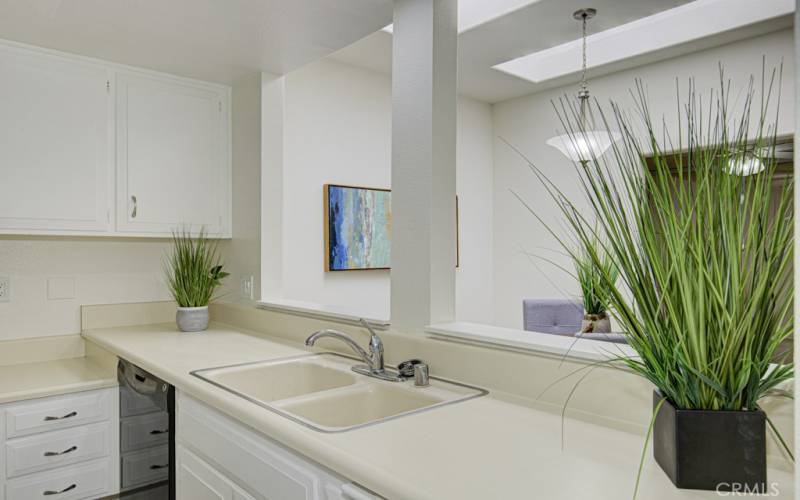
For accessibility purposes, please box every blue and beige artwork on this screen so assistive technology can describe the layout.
[326,184,391,271]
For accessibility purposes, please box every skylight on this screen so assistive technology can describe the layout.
[493,0,793,84]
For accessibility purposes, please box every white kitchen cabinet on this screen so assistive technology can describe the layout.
[1,387,119,499]
[5,388,112,438]
[177,393,381,500]
[0,39,231,238]
[115,71,230,236]
[177,445,255,500]
[0,44,112,233]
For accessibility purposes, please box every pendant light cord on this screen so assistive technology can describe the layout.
[577,11,591,128]
[580,12,588,101]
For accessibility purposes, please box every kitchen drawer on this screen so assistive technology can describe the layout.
[6,422,111,478]
[5,457,112,500]
[121,412,169,452]
[5,390,110,439]
[122,445,169,489]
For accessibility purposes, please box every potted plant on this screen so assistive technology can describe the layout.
[164,227,229,332]
[510,70,793,495]
[573,242,618,333]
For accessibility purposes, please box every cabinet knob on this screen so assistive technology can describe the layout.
[131,195,138,218]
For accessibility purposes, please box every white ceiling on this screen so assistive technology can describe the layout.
[330,0,793,103]
[0,0,791,103]
[0,0,393,83]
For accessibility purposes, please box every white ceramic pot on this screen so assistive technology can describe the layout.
[176,306,209,332]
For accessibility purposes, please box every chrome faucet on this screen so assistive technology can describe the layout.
[305,319,404,382]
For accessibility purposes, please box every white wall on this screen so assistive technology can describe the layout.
[274,58,494,322]
[281,59,392,318]
[491,29,795,329]
[0,237,171,339]
[456,98,494,324]
[220,72,262,303]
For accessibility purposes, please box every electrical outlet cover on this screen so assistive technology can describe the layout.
[240,275,254,300]
[0,276,9,302]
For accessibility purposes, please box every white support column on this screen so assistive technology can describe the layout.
[390,0,458,330]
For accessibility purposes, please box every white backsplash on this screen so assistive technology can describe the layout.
[0,238,172,339]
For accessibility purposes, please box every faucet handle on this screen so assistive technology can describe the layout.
[413,363,430,387]
[359,318,383,352]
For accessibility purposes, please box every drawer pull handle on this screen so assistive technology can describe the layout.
[149,429,169,435]
[44,445,77,457]
[43,483,76,495]
[131,195,138,218]
[149,464,169,470]
[43,411,77,421]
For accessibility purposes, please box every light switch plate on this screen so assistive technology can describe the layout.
[0,276,9,302]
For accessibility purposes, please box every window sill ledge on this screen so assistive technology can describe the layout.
[256,299,390,329]
[425,322,637,362]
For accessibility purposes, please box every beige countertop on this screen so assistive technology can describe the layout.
[0,357,117,404]
[82,323,795,500]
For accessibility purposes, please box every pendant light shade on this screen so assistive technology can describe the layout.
[546,130,622,163]
[547,8,620,163]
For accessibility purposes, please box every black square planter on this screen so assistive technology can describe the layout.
[652,391,767,492]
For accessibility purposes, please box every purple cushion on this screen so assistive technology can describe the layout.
[522,299,583,335]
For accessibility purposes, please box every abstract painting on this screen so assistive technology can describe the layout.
[325,184,391,271]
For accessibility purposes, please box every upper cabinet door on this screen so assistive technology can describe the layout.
[116,71,230,236]
[0,45,112,233]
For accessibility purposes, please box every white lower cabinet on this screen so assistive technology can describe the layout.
[6,422,111,477]
[5,458,112,500]
[178,446,254,500]
[0,388,119,500]
[177,393,381,500]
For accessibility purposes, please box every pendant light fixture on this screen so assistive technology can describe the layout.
[546,8,620,164]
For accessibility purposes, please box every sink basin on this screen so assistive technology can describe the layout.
[278,383,444,429]
[192,353,487,432]
[196,357,357,402]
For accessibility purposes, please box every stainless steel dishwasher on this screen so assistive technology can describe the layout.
[118,360,175,500]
